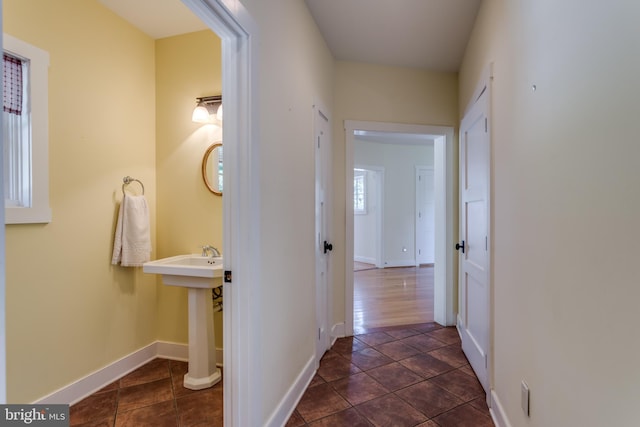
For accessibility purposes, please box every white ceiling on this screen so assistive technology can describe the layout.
[306,0,482,72]
[97,0,207,39]
[98,0,481,72]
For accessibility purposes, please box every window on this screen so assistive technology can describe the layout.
[3,34,50,224]
[4,52,29,208]
[354,168,367,214]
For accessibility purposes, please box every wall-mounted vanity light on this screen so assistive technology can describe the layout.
[192,95,223,124]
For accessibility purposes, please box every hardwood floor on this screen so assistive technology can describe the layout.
[354,265,434,334]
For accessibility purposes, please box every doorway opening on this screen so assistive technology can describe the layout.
[352,141,432,332]
[344,121,456,336]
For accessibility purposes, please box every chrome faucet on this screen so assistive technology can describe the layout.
[201,245,221,257]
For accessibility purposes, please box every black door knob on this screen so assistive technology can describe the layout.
[324,240,333,254]
[455,240,465,254]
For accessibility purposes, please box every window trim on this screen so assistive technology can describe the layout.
[3,34,51,224]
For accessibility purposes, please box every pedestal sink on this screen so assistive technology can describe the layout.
[143,255,223,390]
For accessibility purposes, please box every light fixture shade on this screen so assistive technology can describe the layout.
[192,104,211,123]
[192,95,223,124]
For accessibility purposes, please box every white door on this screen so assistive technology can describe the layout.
[415,167,435,265]
[458,85,490,393]
[315,106,332,364]
[353,167,383,267]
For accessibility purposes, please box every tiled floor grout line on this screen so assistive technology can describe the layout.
[113,386,120,427]
[170,366,180,427]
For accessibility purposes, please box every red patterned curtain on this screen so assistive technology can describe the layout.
[3,53,23,115]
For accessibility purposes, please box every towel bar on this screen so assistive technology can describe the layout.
[122,176,145,195]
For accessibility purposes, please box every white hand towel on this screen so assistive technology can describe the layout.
[112,194,151,267]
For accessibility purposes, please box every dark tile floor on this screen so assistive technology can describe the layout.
[69,358,222,426]
[70,323,492,427]
[286,323,494,427]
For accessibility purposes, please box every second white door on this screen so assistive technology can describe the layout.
[458,83,490,394]
[415,167,435,265]
[315,106,331,364]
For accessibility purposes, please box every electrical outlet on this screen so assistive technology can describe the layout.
[521,380,530,416]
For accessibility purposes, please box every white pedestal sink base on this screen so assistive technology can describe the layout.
[184,369,221,390]
[143,255,224,391]
[184,287,221,390]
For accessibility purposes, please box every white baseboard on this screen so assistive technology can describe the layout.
[331,323,345,345]
[155,341,222,366]
[34,341,223,406]
[263,325,345,425]
[490,389,513,427]
[35,342,158,405]
[354,255,376,264]
[155,341,188,361]
[264,354,316,427]
[383,259,417,268]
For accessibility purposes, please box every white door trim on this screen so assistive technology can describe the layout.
[181,1,261,426]
[345,121,456,335]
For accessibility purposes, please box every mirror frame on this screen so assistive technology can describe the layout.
[202,142,223,196]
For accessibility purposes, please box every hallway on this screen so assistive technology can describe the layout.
[286,322,493,426]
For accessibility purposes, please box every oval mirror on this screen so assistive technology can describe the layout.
[202,142,223,196]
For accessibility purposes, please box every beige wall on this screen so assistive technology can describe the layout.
[460,0,640,425]
[155,30,223,347]
[332,61,458,326]
[3,0,157,403]
[234,0,334,422]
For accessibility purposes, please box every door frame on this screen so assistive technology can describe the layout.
[182,1,260,426]
[344,120,456,335]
